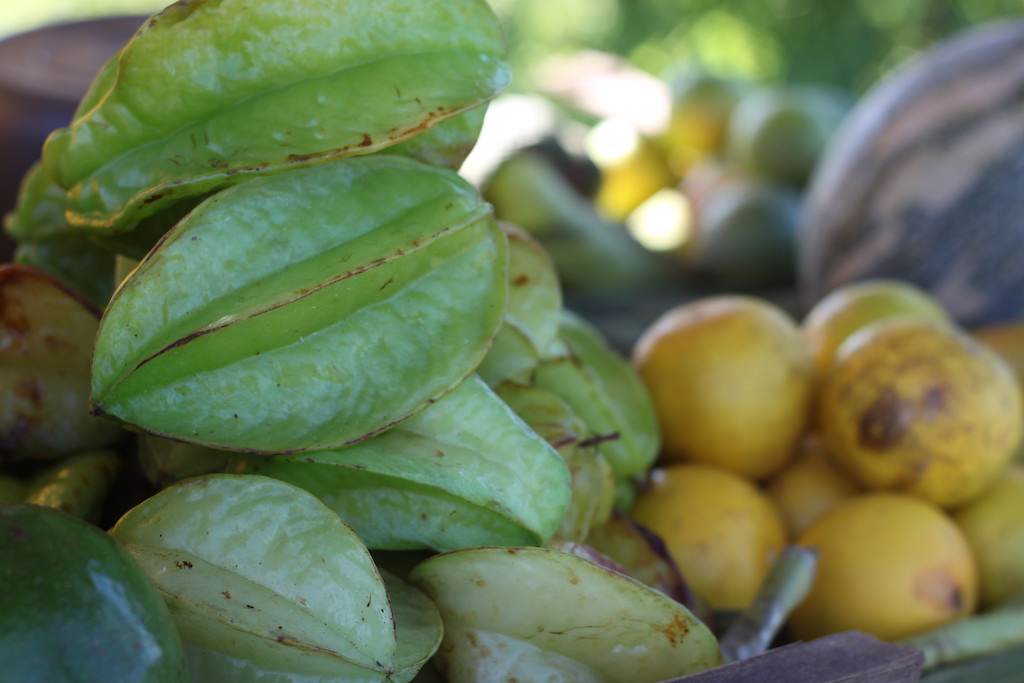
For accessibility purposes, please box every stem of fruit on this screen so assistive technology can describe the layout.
[717,544,818,662]
[900,589,1024,672]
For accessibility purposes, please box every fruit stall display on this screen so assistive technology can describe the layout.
[3,1,1024,681]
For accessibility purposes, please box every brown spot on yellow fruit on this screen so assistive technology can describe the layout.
[858,387,910,450]
[819,318,1022,508]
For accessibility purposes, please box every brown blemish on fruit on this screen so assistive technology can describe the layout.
[143,190,172,204]
[0,296,31,341]
[661,613,693,646]
[14,376,43,409]
[0,382,41,459]
[914,567,963,614]
[859,388,910,450]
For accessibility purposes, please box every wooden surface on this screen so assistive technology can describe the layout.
[664,631,924,683]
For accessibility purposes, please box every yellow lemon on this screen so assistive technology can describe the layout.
[631,295,814,480]
[764,434,864,538]
[631,463,788,611]
[953,466,1024,609]
[802,278,951,380]
[819,318,1022,508]
[789,492,977,641]
[661,74,745,176]
[588,119,677,221]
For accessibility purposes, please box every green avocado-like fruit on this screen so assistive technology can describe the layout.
[0,502,187,682]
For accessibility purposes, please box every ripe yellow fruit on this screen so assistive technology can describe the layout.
[631,296,814,480]
[662,74,745,176]
[952,466,1024,610]
[631,463,788,611]
[588,119,677,221]
[819,318,1022,508]
[789,492,977,642]
[764,435,863,538]
[802,278,951,379]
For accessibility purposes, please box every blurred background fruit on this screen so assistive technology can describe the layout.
[724,84,851,188]
[660,73,746,178]
[798,20,1024,329]
[586,117,678,221]
[789,492,977,642]
[683,176,802,291]
[481,142,675,299]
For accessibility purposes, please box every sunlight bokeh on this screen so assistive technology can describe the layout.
[5,0,1024,95]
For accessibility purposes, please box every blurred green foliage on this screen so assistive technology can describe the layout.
[490,0,1024,94]
[3,0,1023,95]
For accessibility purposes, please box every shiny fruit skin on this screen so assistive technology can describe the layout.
[953,466,1024,609]
[632,295,814,480]
[790,492,977,642]
[802,278,951,380]
[631,462,788,611]
[819,318,1022,508]
[0,502,188,682]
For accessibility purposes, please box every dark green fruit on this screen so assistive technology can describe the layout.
[0,503,187,682]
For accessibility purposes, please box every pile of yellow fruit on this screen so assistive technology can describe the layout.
[627,279,1024,643]
[591,74,850,292]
